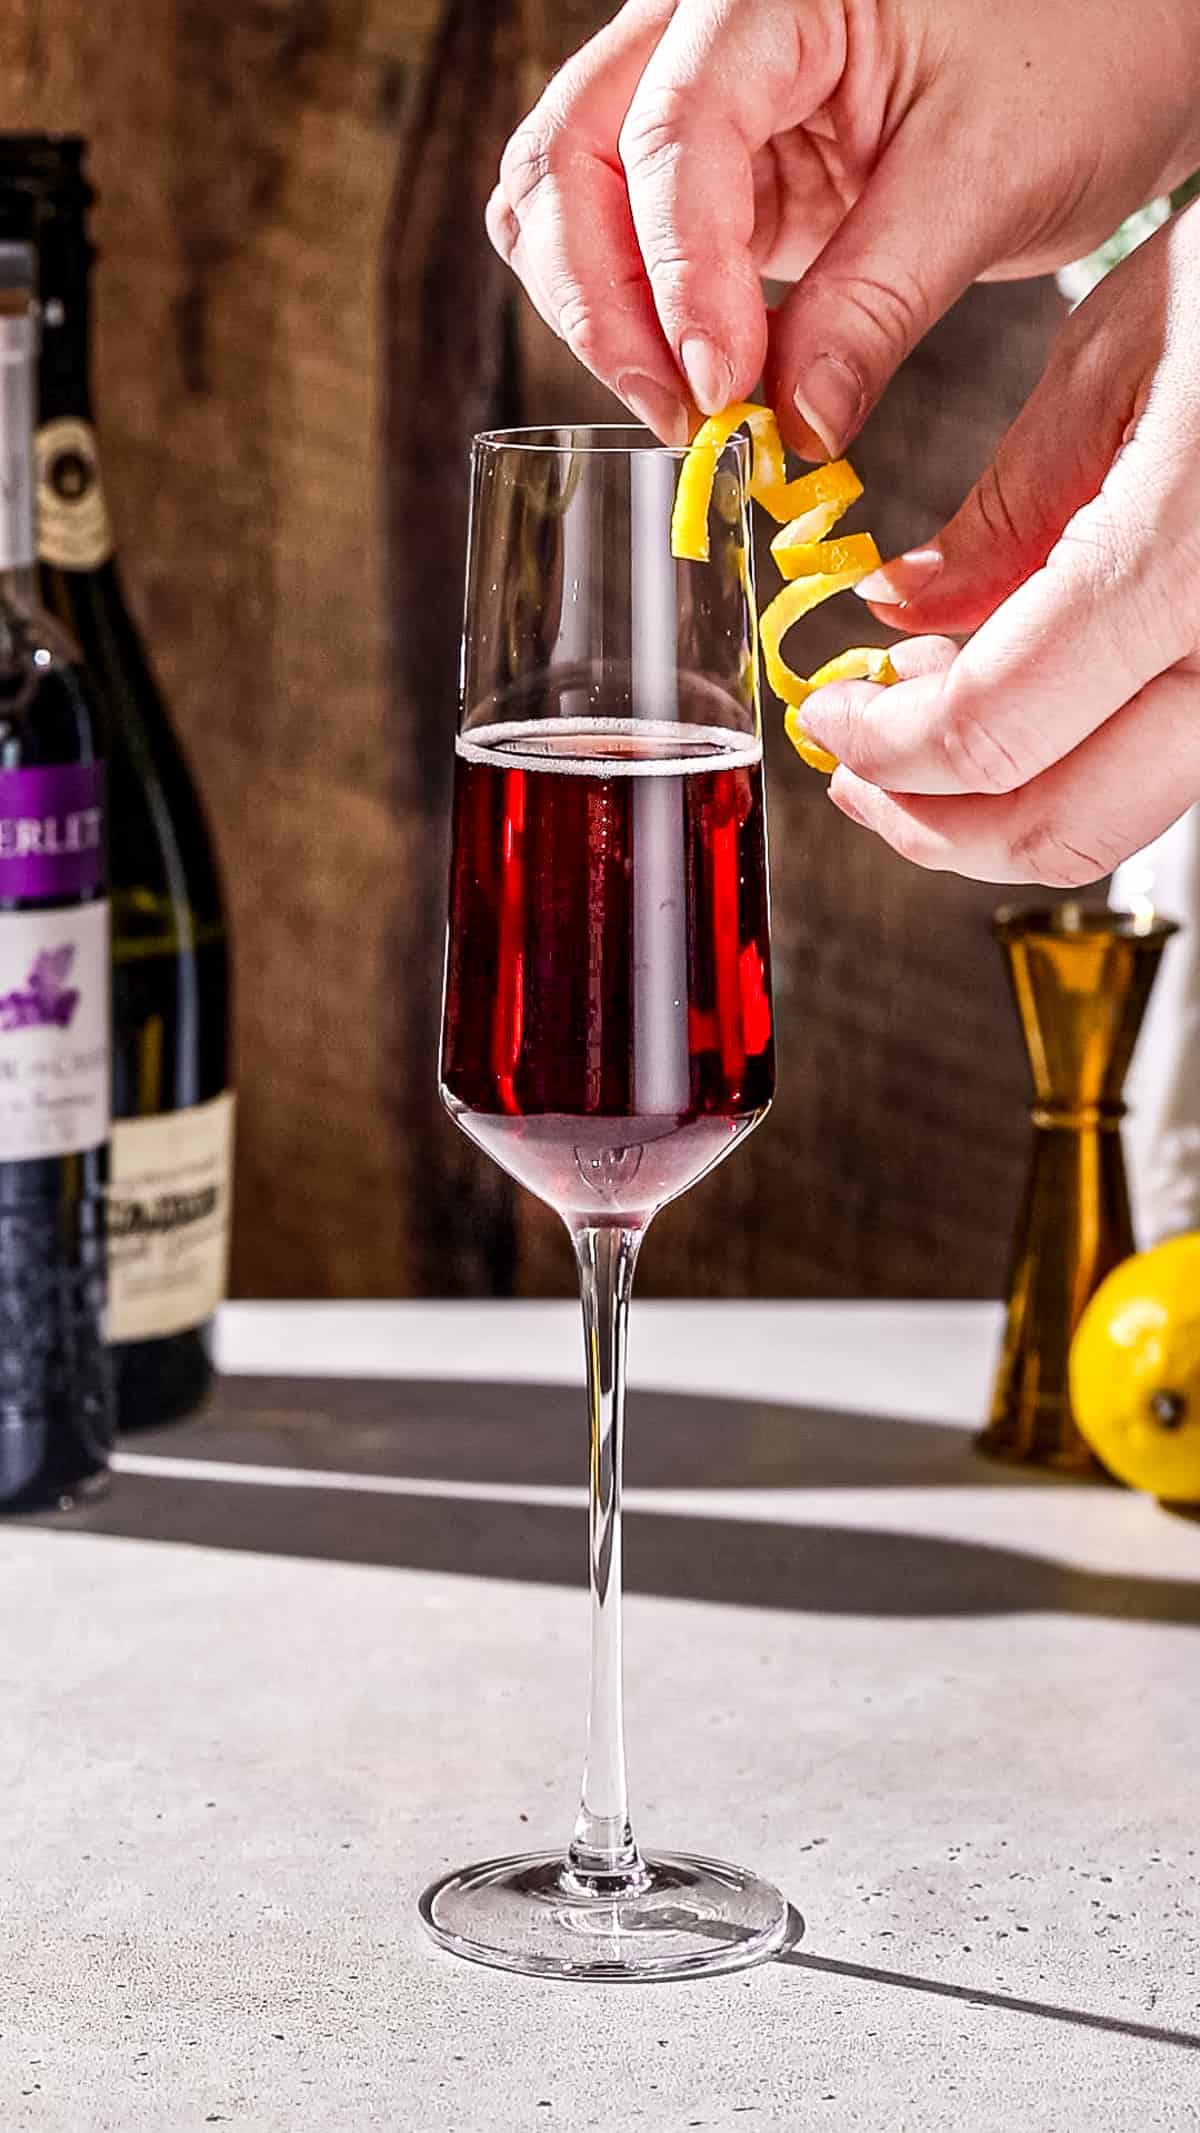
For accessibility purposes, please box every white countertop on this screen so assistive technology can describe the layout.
[211,1299,1003,1416]
[3,1302,1198,2131]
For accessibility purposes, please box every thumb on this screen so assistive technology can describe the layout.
[765,121,1008,461]
[852,311,1137,635]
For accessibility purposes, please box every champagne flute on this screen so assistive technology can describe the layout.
[421,427,788,1981]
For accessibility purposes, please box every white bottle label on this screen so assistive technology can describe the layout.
[0,899,110,1159]
[35,417,114,571]
[108,1091,235,1342]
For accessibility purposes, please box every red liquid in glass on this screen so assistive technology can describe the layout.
[440,718,774,1223]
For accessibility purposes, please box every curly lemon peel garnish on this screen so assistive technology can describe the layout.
[671,411,864,561]
[766,529,881,590]
[669,402,788,561]
[765,460,864,551]
[670,401,900,772]
[758,537,883,705]
[783,647,900,774]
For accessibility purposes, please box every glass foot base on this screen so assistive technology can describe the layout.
[419,1849,791,1981]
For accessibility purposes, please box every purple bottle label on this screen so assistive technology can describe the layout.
[0,762,106,903]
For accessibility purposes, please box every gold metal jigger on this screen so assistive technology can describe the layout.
[979,901,1178,1474]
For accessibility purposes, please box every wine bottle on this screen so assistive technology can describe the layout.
[0,234,112,1509]
[0,137,233,1430]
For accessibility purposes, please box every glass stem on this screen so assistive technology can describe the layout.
[567,1222,647,1890]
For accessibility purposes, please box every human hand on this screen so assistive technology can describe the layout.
[796,204,1200,886]
[487,0,1200,455]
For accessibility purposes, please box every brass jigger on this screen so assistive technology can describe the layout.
[980,902,1178,1474]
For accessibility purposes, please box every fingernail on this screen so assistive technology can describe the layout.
[617,372,690,446]
[486,185,518,262]
[853,548,943,607]
[793,354,863,459]
[828,772,865,825]
[679,334,734,416]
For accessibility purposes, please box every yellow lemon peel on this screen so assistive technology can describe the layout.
[758,538,882,705]
[783,647,899,774]
[670,403,788,562]
[767,530,881,589]
[670,402,899,773]
[765,460,864,552]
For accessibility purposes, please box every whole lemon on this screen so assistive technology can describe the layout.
[1069,1234,1200,1503]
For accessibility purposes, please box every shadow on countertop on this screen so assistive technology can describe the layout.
[124,1371,1070,1492]
[27,1375,1200,1626]
[778,1917,1200,2054]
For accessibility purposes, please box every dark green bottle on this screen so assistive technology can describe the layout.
[0,230,113,1508]
[0,137,233,1430]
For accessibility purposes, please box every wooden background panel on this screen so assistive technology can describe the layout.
[382,0,527,1300]
[0,0,439,1299]
[2,0,1064,1300]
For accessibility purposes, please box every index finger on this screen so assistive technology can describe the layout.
[495,0,691,440]
[619,0,846,412]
